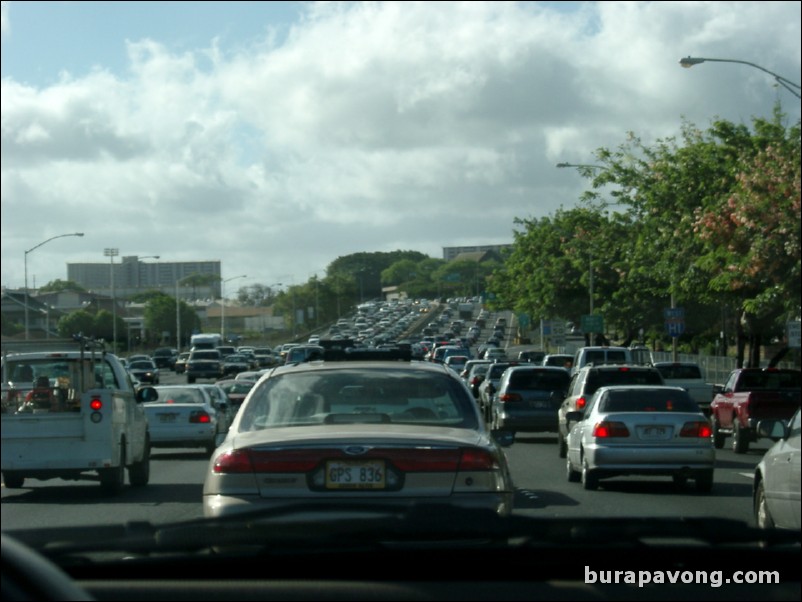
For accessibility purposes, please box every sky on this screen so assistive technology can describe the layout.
[2,1,800,295]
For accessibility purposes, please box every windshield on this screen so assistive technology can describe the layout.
[1,2,800,599]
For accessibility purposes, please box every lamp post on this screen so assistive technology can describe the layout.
[104,248,119,353]
[679,56,801,99]
[555,162,609,170]
[221,275,247,343]
[24,232,85,340]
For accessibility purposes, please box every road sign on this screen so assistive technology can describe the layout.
[664,307,685,337]
[581,314,604,334]
[788,321,801,348]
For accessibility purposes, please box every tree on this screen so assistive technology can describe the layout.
[144,293,200,347]
[38,279,87,293]
[57,310,96,339]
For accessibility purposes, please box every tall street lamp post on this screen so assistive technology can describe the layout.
[679,56,801,99]
[24,232,85,340]
[221,275,247,343]
[104,248,119,353]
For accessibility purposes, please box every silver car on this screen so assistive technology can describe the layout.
[753,409,801,530]
[203,351,515,518]
[147,385,226,455]
[565,385,715,492]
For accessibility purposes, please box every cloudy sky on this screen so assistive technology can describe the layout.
[2,1,800,295]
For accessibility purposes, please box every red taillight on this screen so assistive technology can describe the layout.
[458,448,498,471]
[593,421,630,438]
[90,398,103,411]
[499,393,522,403]
[576,397,587,410]
[680,421,713,438]
[190,410,212,423]
[213,449,255,474]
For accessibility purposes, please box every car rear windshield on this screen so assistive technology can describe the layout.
[656,364,702,379]
[152,387,205,404]
[738,370,801,390]
[508,370,570,390]
[586,368,662,395]
[600,389,698,413]
[238,368,479,430]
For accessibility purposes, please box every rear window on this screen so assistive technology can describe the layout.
[739,370,801,390]
[586,368,662,395]
[508,370,570,391]
[192,351,221,361]
[601,389,698,413]
[656,364,702,380]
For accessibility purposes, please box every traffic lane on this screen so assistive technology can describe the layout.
[504,431,768,524]
[1,447,209,530]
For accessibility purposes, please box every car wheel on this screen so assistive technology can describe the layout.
[695,471,713,494]
[566,456,580,482]
[732,422,749,454]
[2,471,25,489]
[558,434,567,458]
[712,418,725,449]
[581,457,598,491]
[187,375,196,384]
[754,481,775,529]
[128,437,150,487]
[100,444,125,495]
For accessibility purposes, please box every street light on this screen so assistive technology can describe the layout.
[24,232,85,340]
[104,248,119,353]
[220,275,247,342]
[556,162,609,170]
[679,56,801,99]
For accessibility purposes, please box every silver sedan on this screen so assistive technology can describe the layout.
[565,385,715,492]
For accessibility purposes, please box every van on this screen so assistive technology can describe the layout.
[571,346,632,375]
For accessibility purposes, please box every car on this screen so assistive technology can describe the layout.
[222,353,251,375]
[483,347,507,361]
[564,385,715,492]
[186,348,224,383]
[489,365,571,434]
[541,354,574,370]
[465,361,493,400]
[203,348,515,518]
[215,378,256,414]
[173,351,190,374]
[152,347,178,370]
[147,385,227,455]
[570,346,632,375]
[198,382,234,431]
[443,354,469,373]
[517,350,546,364]
[557,364,665,458]
[127,359,160,384]
[753,409,801,530]
[477,361,519,422]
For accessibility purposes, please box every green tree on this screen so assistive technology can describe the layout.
[38,279,87,293]
[57,310,96,338]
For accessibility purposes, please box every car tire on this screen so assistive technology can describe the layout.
[2,471,25,489]
[187,375,196,384]
[566,456,580,482]
[672,474,688,490]
[712,418,725,449]
[732,422,749,454]
[128,437,150,487]
[695,471,713,493]
[581,457,598,491]
[558,434,567,458]
[754,481,775,529]
[100,444,125,495]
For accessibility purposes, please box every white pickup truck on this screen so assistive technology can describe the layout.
[653,361,715,415]
[1,337,155,494]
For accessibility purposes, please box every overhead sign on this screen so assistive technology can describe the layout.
[788,321,801,348]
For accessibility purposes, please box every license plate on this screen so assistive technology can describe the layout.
[530,400,551,409]
[159,414,177,423]
[639,425,670,440]
[325,460,385,489]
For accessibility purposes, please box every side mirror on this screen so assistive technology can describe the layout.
[756,419,788,441]
[491,429,515,447]
[565,410,584,428]
[136,386,158,403]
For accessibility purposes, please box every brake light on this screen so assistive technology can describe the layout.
[458,448,498,471]
[680,421,712,438]
[213,449,255,473]
[90,398,103,411]
[576,396,587,410]
[499,393,522,403]
[190,410,212,423]
[593,421,629,438]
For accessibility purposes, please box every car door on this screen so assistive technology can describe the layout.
[763,410,801,529]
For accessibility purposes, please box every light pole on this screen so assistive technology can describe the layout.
[24,232,85,340]
[556,162,608,170]
[104,248,119,353]
[679,56,801,99]
[220,275,247,342]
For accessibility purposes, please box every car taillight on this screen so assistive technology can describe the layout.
[457,448,498,471]
[680,421,712,438]
[593,421,629,438]
[576,397,587,410]
[213,449,255,473]
[190,410,212,423]
[499,393,522,403]
[90,397,103,411]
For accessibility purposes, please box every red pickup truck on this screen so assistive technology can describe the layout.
[710,368,801,454]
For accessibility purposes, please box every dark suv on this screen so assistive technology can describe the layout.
[152,347,178,370]
[186,349,224,383]
[557,364,664,457]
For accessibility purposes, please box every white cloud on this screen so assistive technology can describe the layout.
[2,1,800,289]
